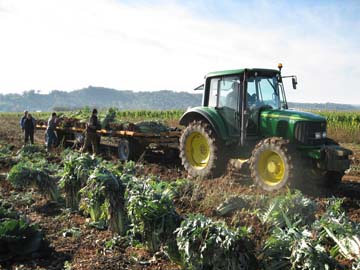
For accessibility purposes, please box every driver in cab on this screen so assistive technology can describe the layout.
[225,82,256,110]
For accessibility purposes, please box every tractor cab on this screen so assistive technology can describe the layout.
[186,66,294,146]
[179,64,352,191]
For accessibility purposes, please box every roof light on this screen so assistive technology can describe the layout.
[278,63,283,71]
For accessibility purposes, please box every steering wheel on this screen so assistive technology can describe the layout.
[248,94,256,105]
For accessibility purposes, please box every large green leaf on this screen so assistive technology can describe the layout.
[0,218,43,258]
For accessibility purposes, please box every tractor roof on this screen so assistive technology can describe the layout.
[205,68,279,78]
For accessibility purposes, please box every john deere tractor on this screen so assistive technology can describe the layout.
[179,64,352,191]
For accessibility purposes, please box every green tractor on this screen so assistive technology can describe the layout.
[179,64,352,191]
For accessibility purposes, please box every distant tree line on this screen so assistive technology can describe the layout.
[0,87,203,112]
[288,102,360,111]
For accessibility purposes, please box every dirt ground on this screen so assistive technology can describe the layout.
[0,114,359,269]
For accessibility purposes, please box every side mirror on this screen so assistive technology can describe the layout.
[292,77,297,89]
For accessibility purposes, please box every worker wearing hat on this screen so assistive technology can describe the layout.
[81,108,101,154]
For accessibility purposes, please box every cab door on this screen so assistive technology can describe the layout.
[213,76,242,137]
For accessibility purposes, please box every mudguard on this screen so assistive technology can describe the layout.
[179,107,230,141]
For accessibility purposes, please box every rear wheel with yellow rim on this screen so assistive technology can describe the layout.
[250,137,297,191]
[179,121,227,178]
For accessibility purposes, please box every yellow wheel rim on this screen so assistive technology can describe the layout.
[257,150,285,186]
[185,132,210,169]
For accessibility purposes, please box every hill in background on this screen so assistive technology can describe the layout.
[0,87,202,112]
[288,102,360,111]
[0,86,359,112]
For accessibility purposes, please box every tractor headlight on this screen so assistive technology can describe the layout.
[322,131,327,138]
[315,132,322,139]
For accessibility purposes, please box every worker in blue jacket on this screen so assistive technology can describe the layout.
[20,110,28,131]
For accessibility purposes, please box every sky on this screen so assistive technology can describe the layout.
[0,0,359,104]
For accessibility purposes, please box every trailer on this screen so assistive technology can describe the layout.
[36,123,181,161]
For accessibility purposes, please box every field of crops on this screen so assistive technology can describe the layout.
[315,111,360,144]
[0,110,360,269]
[1,142,360,269]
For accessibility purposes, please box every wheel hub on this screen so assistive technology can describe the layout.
[258,150,285,186]
[267,161,278,174]
[185,132,210,169]
[199,144,207,155]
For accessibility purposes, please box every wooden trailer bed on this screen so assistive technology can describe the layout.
[36,124,181,160]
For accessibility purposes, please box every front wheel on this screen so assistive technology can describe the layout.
[250,137,298,191]
[179,121,227,178]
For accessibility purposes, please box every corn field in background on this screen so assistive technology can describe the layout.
[2,108,185,126]
[312,111,360,144]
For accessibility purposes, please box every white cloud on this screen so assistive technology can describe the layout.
[0,0,359,104]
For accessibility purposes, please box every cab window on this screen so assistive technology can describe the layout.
[247,76,280,109]
[208,78,219,107]
[218,76,240,111]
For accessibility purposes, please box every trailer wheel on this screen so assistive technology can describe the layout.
[179,121,227,178]
[73,132,85,149]
[118,138,144,161]
[250,137,299,191]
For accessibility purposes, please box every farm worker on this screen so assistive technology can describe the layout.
[46,112,58,152]
[20,110,28,131]
[24,113,36,145]
[226,82,253,110]
[81,108,101,154]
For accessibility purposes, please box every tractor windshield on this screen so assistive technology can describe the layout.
[247,75,281,109]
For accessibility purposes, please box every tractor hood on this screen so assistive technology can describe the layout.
[259,109,327,142]
[260,109,326,122]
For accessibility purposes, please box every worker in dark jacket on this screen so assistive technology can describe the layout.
[20,110,28,131]
[46,112,58,152]
[24,113,36,145]
[81,109,101,154]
